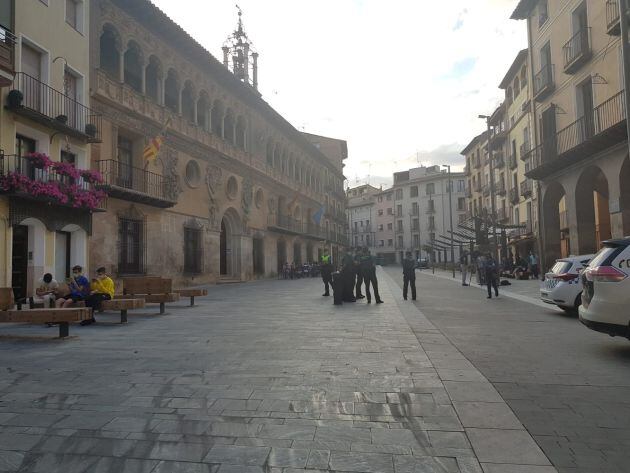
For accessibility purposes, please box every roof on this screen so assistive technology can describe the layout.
[511,0,538,20]
[111,0,342,175]
[499,49,528,89]
[460,131,488,155]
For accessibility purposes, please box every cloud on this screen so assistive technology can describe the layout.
[443,57,478,79]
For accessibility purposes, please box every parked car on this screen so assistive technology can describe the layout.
[540,254,594,312]
[579,238,630,339]
[416,258,429,269]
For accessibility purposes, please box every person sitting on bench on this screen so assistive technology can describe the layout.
[83,267,115,325]
[35,273,59,308]
[56,265,90,309]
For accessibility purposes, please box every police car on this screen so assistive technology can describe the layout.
[540,254,593,313]
[579,238,630,339]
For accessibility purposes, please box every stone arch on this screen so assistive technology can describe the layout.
[542,181,566,268]
[211,99,225,137]
[273,144,281,170]
[12,218,47,299]
[145,55,163,103]
[197,90,210,132]
[224,108,235,144]
[620,156,630,235]
[164,68,180,113]
[219,207,243,278]
[124,40,144,92]
[99,23,122,78]
[59,224,87,279]
[576,165,611,254]
[235,115,247,149]
[513,76,520,97]
[181,80,196,124]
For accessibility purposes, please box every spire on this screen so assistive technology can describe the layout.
[222,5,259,91]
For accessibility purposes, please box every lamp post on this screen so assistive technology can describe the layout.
[478,114,498,261]
[442,164,455,278]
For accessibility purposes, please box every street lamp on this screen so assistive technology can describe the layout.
[442,164,455,278]
[478,114,498,262]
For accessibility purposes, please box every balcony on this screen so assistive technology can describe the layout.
[7,73,102,143]
[97,160,177,208]
[426,202,435,214]
[607,1,621,35]
[519,142,531,161]
[0,153,105,210]
[0,28,16,87]
[495,180,506,196]
[534,64,555,102]
[305,223,326,239]
[494,152,505,168]
[526,90,627,179]
[508,153,518,170]
[497,208,508,222]
[482,185,490,197]
[563,28,591,74]
[491,127,508,146]
[520,179,533,198]
[509,187,519,205]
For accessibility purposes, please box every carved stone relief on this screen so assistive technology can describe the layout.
[205,164,223,230]
[162,148,182,201]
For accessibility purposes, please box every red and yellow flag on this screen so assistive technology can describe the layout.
[143,117,172,162]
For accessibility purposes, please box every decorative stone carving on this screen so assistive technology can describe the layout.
[206,164,223,231]
[267,197,276,215]
[162,148,182,201]
[241,177,253,218]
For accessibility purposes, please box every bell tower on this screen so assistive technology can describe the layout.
[222,6,259,91]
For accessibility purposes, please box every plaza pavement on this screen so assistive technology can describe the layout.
[0,269,554,472]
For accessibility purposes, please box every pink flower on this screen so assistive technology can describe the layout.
[79,169,103,184]
[24,152,52,169]
[51,161,81,179]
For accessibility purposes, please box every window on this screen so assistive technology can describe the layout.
[458,197,466,211]
[118,217,144,274]
[428,216,435,230]
[395,189,403,200]
[354,222,358,231]
[378,196,383,202]
[413,234,419,247]
[397,220,403,231]
[354,236,358,246]
[427,200,435,212]
[360,220,364,228]
[412,218,419,231]
[397,236,403,248]
[117,134,134,187]
[185,160,201,188]
[457,180,465,192]
[365,220,370,227]
[379,240,384,247]
[387,208,393,215]
[184,226,202,274]
[378,209,383,216]
[366,235,370,246]
[388,239,393,247]
[410,186,418,197]
[538,0,548,27]
[66,0,83,33]
[412,202,418,215]
[387,223,393,230]
[426,183,435,195]
[386,193,392,201]
[430,233,435,241]
[378,224,383,231]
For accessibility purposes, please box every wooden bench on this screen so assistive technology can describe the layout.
[0,307,92,338]
[120,277,179,314]
[101,298,145,323]
[175,288,208,306]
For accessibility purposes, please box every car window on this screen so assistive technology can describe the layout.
[588,246,621,267]
[550,261,571,274]
[580,259,590,266]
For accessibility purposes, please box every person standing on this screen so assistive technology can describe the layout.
[354,248,365,299]
[402,251,417,301]
[484,253,499,299]
[341,250,356,303]
[360,247,383,304]
[84,267,115,325]
[529,251,539,280]
[459,251,470,286]
[320,249,333,296]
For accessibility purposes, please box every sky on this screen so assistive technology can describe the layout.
[150,0,527,188]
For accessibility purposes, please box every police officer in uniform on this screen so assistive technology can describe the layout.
[360,247,383,304]
[320,249,333,296]
[402,251,417,300]
[341,250,357,303]
[354,248,365,299]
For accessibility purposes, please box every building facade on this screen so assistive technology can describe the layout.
[0,0,99,300]
[512,0,629,269]
[346,184,379,253]
[374,187,396,264]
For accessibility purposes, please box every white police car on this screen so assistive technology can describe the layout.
[580,238,630,339]
[540,254,593,312]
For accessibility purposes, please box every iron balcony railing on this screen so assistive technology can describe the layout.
[519,142,531,161]
[482,185,490,197]
[494,152,505,168]
[520,179,533,197]
[606,1,621,35]
[534,63,554,100]
[495,180,506,195]
[563,28,591,73]
[497,208,508,222]
[9,72,102,142]
[0,27,16,83]
[509,187,519,204]
[508,153,518,170]
[97,159,177,207]
[268,214,304,234]
[0,153,91,190]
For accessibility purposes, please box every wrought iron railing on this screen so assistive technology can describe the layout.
[509,187,519,204]
[0,153,91,190]
[520,179,533,197]
[9,72,101,141]
[534,63,554,97]
[508,153,518,170]
[97,159,176,202]
[0,27,16,76]
[495,180,506,195]
[563,28,591,71]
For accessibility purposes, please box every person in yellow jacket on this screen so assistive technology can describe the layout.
[82,267,115,325]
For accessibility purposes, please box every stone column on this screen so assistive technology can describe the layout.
[207,229,221,282]
[239,234,253,281]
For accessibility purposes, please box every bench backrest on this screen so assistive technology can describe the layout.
[122,277,172,295]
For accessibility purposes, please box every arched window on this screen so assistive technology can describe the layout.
[124,41,143,92]
[211,100,224,136]
[99,24,120,78]
[181,81,196,124]
[266,140,274,167]
[197,91,210,131]
[224,109,235,144]
[164,69,180,113]
[520,65,528,87]
[145,56,162,102]
[236,116,246,149]
[513,77,520,98]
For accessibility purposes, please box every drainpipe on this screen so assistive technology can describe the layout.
[620,0,630,159]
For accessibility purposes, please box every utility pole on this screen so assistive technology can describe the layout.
[443,165,455,278]
[620,0,630,159]
[479,115,498,261]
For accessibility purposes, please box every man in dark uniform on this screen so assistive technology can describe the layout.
[354,248,365,299]
[320,249,333,296]
[485,252,499,299]
[341,250,356,303]
[360,247,383,304]
[402,251,417,300]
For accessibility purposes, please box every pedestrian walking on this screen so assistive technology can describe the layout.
[402,251,417,301]
[360,247,383,304]
[484,253,499,299]
[476,254,486,286]
[320,249,333,296]
[354,248,365,299]
[460,251,470,286]
[529,251,539,280]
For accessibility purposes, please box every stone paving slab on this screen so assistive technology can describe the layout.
[0,269,555,472]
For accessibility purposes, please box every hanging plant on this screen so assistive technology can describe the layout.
[79,169,103,184]
[24,152,52,169]
[52,161,81,179]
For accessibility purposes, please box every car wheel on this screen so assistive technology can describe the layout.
[574,293,582,312]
